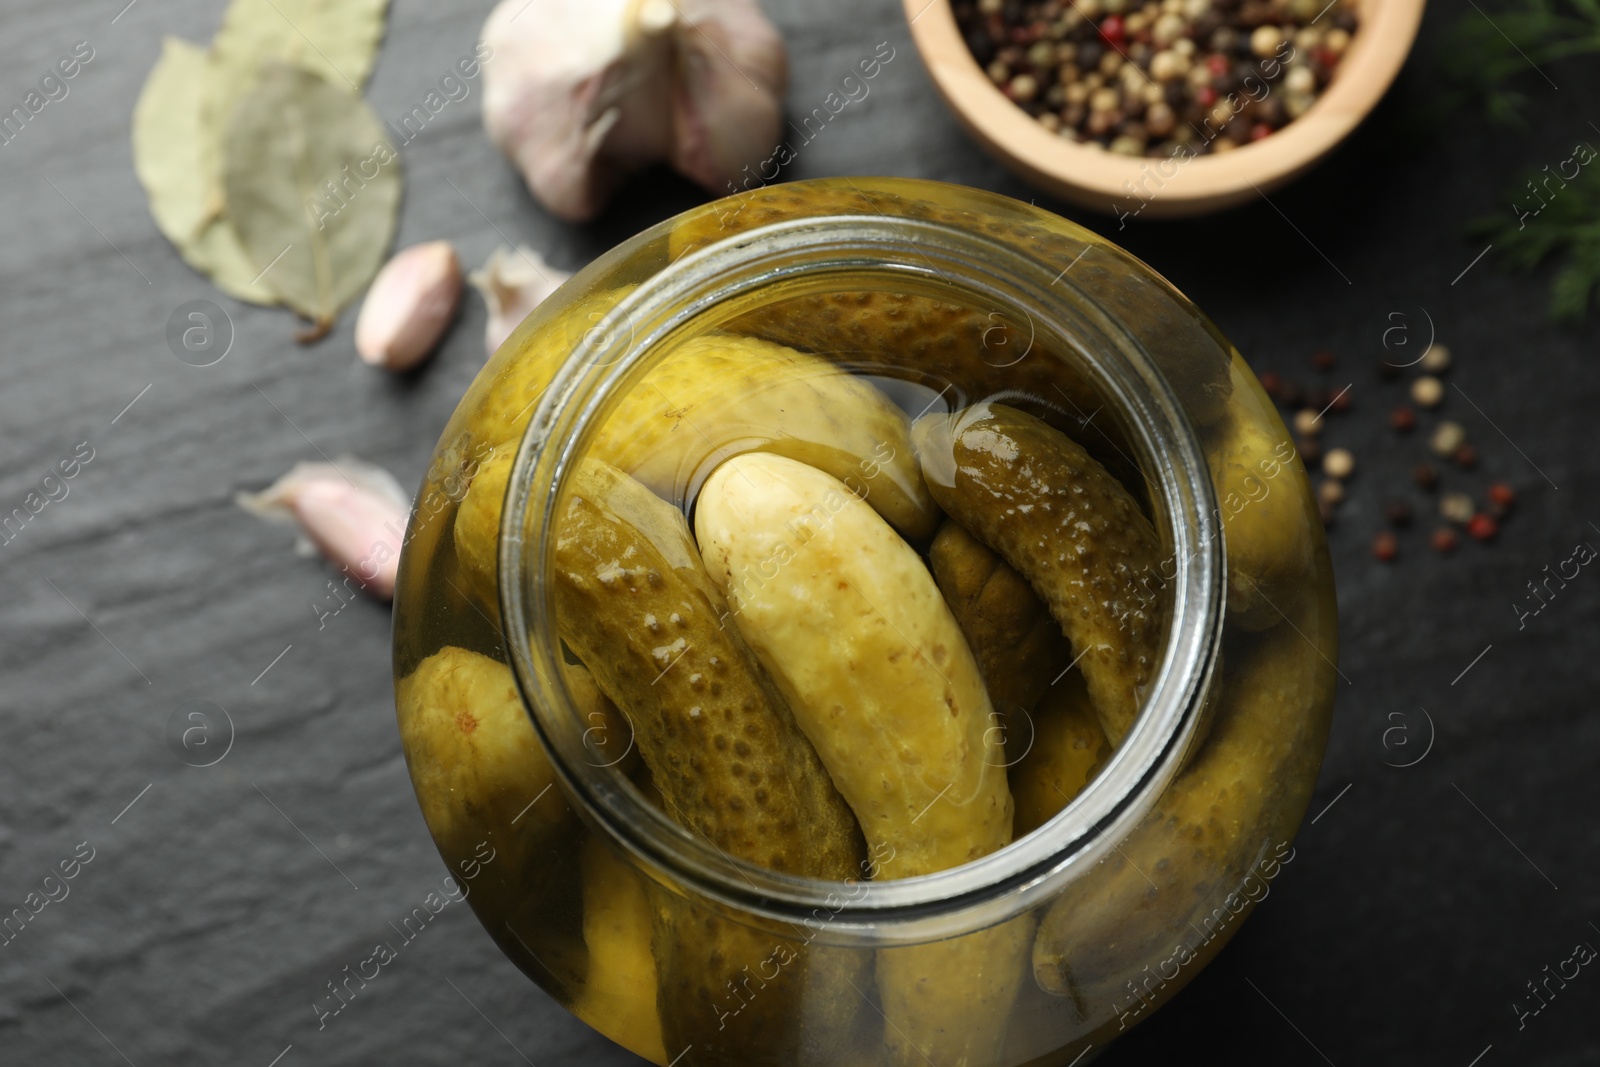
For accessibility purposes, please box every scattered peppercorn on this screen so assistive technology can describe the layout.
[1293,408,1322,437]
[1419,343,1451,374]
[1440,491,1475,525]
[1259,371,1284,399]
[1430,526,1459,554]
[952,0,1360,158]
[1429,420,1466,458]
[1313,349,1337,371]
[1488,482,1516,509]
[1453,443,1478,470]
[1330,388,1353,413]
[1297,436,1323,467]
[1411,375,1444,408]
[1390,406,1416,432]
[1372,530,1399,562]
[1414,462,1439,490]
[1318,498,1336,527]
[1385,500,1413,528]
[1323,447,1354,480]
[1318,479,1345,506]
[1467,513,1498,542]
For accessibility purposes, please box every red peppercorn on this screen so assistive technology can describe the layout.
[1390,406,1416,432]
[1259,371,1284,399]
[1313,349,1337,370]
[1100,15,1126,45]
[1331,389,1353,413]
[1413,463,1439,490]
[1206,53,1230,78]
[1453,443,1478,470]
[1488,482,1516,508]
[1467,514,1498,542]
[1430,527,1459,555]
[1250,122,1273,142]
[1313,46,1339,69]
[1372,531,1399,562]
[1196,85,1218,108]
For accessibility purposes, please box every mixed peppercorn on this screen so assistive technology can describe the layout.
[954,0,1359,158]
[1260,342,1517,565]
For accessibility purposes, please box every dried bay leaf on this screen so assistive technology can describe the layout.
[199,0,392,228]
[132,36,276,305]
[224,62,401,336]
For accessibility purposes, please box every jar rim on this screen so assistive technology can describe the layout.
[498,180,1225,943]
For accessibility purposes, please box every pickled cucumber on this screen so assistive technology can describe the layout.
[913,403,1164,746]
[1206,362,1316,631]
[1032,619,1335,1009]
[928,519,1069,764]
[1009,671,1110,837]
[669,181,1231,429]
[551,457,865,1064]
[591,332,936,538]
[395,647,572,914]
[574,835,666,1064]
[695,452,1024,1066]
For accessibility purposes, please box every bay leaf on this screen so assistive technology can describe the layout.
[132,36,276,305]
[199,0,391,227]
[223,62,401,333]
[132,37,211,247]
[181,216,280,306]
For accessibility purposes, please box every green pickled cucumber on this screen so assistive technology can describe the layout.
[1010,671,1110,837]
[913,403,1165,746]
[1031,620,1335,1015]
[551,458,865,1064]
[1205,361,1316,632]
[928,519,1069,764]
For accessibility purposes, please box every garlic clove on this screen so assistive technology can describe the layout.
[480,0,786,222]
[469,245,572,357]
[355,241,463,371]
[668,0,788,193]
[236,456,411,600]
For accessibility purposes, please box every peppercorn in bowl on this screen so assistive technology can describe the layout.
[905,0,1424,217]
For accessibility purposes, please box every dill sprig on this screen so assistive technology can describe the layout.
[1441,0,1600,126]
[1471,147,1600,322]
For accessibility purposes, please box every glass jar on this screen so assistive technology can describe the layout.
[392,177,1337,1066]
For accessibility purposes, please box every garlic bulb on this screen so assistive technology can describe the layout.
[355,241,463,371]
[469,245,572,356]
[481,0,787,222]
[236,456,410,601]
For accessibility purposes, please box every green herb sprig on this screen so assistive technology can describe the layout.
[1441,0,1600,126]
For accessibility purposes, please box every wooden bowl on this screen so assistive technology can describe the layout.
[904,0,1425,218]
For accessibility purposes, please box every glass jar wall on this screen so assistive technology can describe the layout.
[392,178,1337,1066]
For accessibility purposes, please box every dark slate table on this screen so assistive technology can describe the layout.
[1,0,1595,1063]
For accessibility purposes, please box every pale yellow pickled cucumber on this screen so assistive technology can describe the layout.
[695,452,1024,1067]
[552,458,866,1064]
[1032,620,1335,1008]
[1010,671,1110,837]
[913,403,1164,746]
[452,333,938,615]
[1206,363,1315,631]
[395,647,570,898]
[573,835,666,1065]
[591,333,936,537]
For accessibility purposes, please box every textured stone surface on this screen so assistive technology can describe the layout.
[0,0,1596,1064]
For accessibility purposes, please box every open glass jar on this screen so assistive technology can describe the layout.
[392,178,1336,1066]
